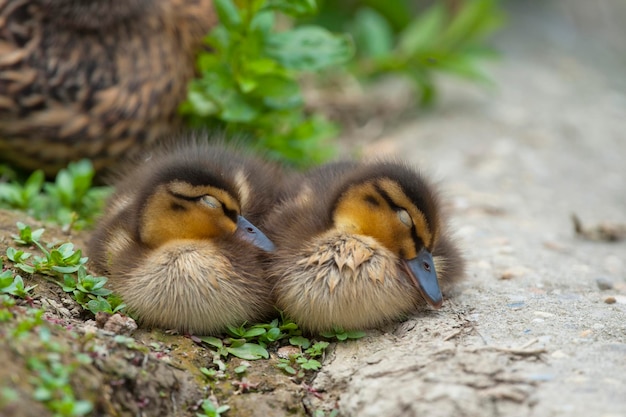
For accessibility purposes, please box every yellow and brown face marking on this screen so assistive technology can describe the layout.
[139,181,241,248]
[332,177,437,259]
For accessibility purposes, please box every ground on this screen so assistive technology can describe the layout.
[1,1,625,416]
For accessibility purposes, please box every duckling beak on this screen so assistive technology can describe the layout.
[235,215,276,252]
[404,248,443,309]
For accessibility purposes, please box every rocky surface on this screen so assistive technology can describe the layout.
[310,1,626,416]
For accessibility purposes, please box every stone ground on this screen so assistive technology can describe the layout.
[310,1,626,416]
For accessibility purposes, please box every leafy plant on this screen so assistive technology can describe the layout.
[6,223,123,315]
[180,0,353,167]
[0,272,36,299]
[320,327,366,341]
[198,335,270,361]
[0,160,111,230]
[0,303,93,416]
[196,398,230,417]
[310,0,504,105]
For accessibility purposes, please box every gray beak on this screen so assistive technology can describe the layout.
[403,248,443,309]
[234,215,275,252]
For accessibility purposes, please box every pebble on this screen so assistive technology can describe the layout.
[614,295,626,304]
[596,277,614,291]
[534,311,555,318]
[276,346,300,359]
[500,266,531,280]
[103,314,138,335]
[604,296,616,304]
[551,350,568,359]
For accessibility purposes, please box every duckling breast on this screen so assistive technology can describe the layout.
[111,241,273,335]
[271,231,421,333]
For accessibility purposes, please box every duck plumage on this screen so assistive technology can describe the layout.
[0,0,217,175]
[264,160,464,333]
[88,139,281,335]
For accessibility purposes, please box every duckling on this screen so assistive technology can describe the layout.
[265,161,464,333]
[87,140,281,335]
[0,0,216,175]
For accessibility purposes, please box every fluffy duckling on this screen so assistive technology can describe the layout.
[0,0,216,175]
[265,161,464,333]
[88,140,281,335]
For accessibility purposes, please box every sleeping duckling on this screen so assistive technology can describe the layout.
[0,0,216,175]
[265,161,464,333]
[88,140,281,335]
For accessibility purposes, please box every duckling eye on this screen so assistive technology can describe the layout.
[397,209,412,227]
[201,195,221,209]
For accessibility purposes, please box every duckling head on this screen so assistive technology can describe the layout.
[137,166,275,252]
[330,163,443,308]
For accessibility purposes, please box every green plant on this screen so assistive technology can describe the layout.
[1,258,37,299]
[6,222,123,315]
[320,327,366,341]
[0,303,93,416]
[313,409,339,417]
[196,398,230,417]
[0,160,111,230]
[275,340,328,377]
[198,335,270,361]
[311,0,504,105]
[180,0,353,167]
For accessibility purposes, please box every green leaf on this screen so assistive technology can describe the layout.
[226,343,269,360]
[351,7,394,59]
[252,76,302,109]
[289,336,310,348]
[234,364,249,374]
[299,358,321,370]
[214,0,242,30]
[200,367,217,378]
[199,336,224,349]
[264,327,283,341]
[265,26,354,71]
[242,327,266,338]
[440,0,504,48]
[398,4,444,55]
[69,400,93,416]
[345,330,366,339]
[15,263,35,274]
[264,0,317,17]
[52,265,80,274]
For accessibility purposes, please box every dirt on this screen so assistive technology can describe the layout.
[1,1,626,416]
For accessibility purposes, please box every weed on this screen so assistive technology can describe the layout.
[320,327,366,341]
[313,409,340,417]
[311,0,505,105]
[0,304,93,416]
[6,222,123,316]
[181,0,352,167]
[0,160,110,230]
[196,398,230,417]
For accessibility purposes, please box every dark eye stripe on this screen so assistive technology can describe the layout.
[374,183,426,250]
[222,206,238,223]
[169,191,203,202]
[169,190,238,223]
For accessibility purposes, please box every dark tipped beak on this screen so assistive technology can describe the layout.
[404,248,443,309]
[234,215,275,252]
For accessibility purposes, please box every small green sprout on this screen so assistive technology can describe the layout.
[197,336,269,361]
[5,223,124,315]
[0,273,37,299]
[196,398,230,417]
[0,160,111,230]
[320,327,366,341]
